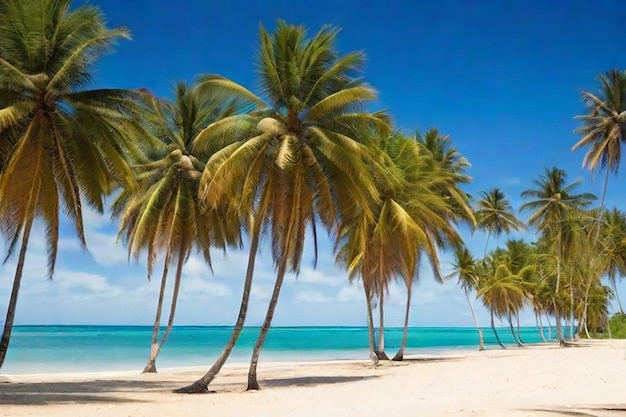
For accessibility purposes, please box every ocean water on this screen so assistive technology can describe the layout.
[3,325,549,374]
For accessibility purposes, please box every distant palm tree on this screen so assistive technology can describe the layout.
[520,167,596,344]
[448,246,484,350]
[176,21,390,393]
[0,0,142,370]
[114,82,248,373]
[475,188,525,255]
[572,69,626,212]
[598,208,626,314]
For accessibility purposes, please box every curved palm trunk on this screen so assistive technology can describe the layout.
[569,276,575,342]
[376,292,389,360]
[536,312,547,342]
[246,257,288,391]
[392,281,412,361]
[490,309,505,349]
[143,256,172,373]
[365,288,378,365]
[175,226,261,394]
[515,314,525,344]
[145,250,184,371]
[483,231,492,256]
[555,253,565,345]
[613,280,624,314]
[464,288,484,351]
[0,214,35,370]
[508,315,524,347]
[545,312,553,341]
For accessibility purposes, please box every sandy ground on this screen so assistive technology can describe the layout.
[1,340,626,417]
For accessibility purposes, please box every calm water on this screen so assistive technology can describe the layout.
[3,325,549,374]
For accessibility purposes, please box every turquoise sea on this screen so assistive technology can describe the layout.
[3,325,549,374]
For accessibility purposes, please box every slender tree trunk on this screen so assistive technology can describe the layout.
[490,309,505,349]
[143,258,171,373]
[508,315,524,347]
[463,288,484,351]
[392,284,411,361]
[569,276,575,342]
[175,222,262,394]
[515,314,524,344]
[376,292,389,360]
[246,257,288,391]
[583,314,591,339]
[365,288,378,365]
[536,312,547,342]
[483,231,491,257]
[613,280,624,315]
[555,252,565,345]
[0,214,35,370]
[545,312,553,341]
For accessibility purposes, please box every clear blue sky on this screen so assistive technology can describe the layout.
[2,0,625,327]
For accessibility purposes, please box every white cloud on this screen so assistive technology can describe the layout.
[294,290,333,304]
[251,283,273,301]
[181,276,231,298]
[288,267,345,287]
[336,283,363,303]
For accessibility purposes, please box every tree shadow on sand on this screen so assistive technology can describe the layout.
[526,404,626,416]
[0,379,176,405]
[261,375,378,388]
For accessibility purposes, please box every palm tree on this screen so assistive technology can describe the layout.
[572,69,626,212]
[475,188,525,255]
[598,208,626,314]
[0,0,143,370]
[448,246,484,350]
[176,21,390,393]
[520,167,596,344]
[114,82,248,373]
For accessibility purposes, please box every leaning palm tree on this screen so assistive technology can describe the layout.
[520,167,596,344]
[0,0,143,370]
[475,188,525,255]
[176,21,390,393]
[114,82,249,373]
[572,69,626,212]
[447,246,484,350]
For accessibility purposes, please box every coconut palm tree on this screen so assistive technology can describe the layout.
[0,0,145,370]
[114,82,252,373]
[475,188,525,255]
[520,167,596,344]
[176,21,390,393]
[598,208,626,314]
[572,69,626,212]
[447,246,484,350]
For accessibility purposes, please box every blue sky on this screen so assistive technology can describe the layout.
[2,0,626,327]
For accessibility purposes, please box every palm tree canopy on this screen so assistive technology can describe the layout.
[447,245,479,293]
[475,188,525,238]
[572,69,626,175]
[198,21,391,275]
[0,0,144,276]
[114,81,248,276]
[520,167,596,235]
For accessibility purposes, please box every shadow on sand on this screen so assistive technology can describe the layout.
[262,375,378,388]
[527,404,626,416]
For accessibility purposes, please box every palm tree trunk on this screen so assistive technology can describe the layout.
[569,276,575,342]
[143,257,171,373]
[148,249,184,368]
[536,312,547,342]
[555,252,565,345]
[246,256,288,391]
[490,309,505,349]
[392,283,411,361]
[0,214,35,370]
[483,231,492,257]
[545,312,553,340]
[515,314,525,344]
[175,222,262,394]
[583,314,591,339]
[376,292,388,360]
[464,288,484,351]
[508,315,524,347]
[613,280,624,314]
[365,287,378,365]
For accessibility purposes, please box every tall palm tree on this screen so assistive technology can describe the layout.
[448,246,484,350]
[0,0,143,370]
[475,188,525,255]
[114,82,249,373]
[176,21,390,393]
[520,167,596,344]
[572,69,626,212]
[598,208,626,314]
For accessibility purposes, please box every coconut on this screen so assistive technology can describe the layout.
[257,117,283,136]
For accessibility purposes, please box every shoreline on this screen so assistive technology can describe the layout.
[2,340,625,416]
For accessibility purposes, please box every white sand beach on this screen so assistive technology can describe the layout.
[1,341,626,417]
